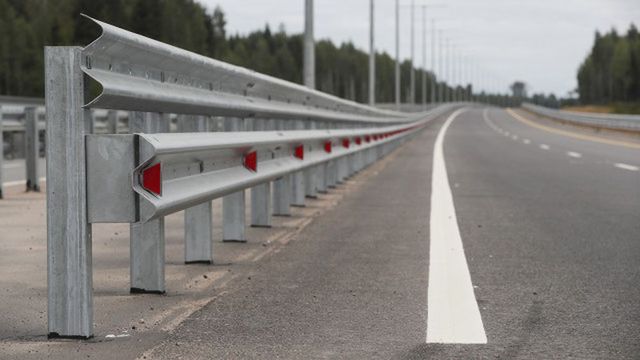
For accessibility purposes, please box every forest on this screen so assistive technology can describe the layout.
[577,24,640,113]
[0,0,466,104]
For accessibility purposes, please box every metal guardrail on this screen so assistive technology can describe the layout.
[45,16,459,338]
[522,103,640,132]
[0,101,130,197]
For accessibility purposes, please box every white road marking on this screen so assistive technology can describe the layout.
[512,135,519,140]
[614,163,639,171]
[523,139,531,144]
[427,108,487,344]
[504,131,510,136]
[567,151,582,158]
[482,109,502,135]
[539,144,550,150]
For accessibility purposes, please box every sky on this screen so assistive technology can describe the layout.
[197,0,640,97]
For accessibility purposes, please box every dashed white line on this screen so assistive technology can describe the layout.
[567,151,582,158]
[427,108,487,344]
[512,135,518,140]
[523,139,531,144]
[539,144,550,150]
[614,163,639,171]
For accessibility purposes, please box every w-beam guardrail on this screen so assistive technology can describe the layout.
[45,15,458,338]
[0,97,134,197]
[522,102,640,132]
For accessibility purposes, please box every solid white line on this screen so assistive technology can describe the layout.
[523,139,531,144]
[427,108,487,344]
[614,163,639,171]
[539,144,550,150]
[567,151,582,158]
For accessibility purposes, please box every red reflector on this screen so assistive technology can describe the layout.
[365,135,371,143]
[294,144,304,160]
[342,138,350,148]
[373,135,378,141]
[324,141,332,153]
[141,163,162,196]
[243,151,257,172]
[355,137,362,145]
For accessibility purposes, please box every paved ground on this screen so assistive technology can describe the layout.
[0,123,422,359]
[2,107,639,359]
[144,107,640,359]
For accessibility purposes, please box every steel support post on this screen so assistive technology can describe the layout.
[107,110,118,133]
[304,121,317,198]
[179,115,214,263]
[314,121,328,194]
[25,107,40,192]
[251,119,273,226]
[0,106,3,199]
[272,120,291,216]
[326,159,336,188]
[337,155,349,183]
[290,120,306,206]
[46,47,93,338]
[130,111,165,293]
[223,117,246,242]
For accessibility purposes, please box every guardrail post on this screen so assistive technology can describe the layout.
[130,111,166,293]
[315,122,328,194]
[107,110,118,133]
[304,121,318,198]
[272,119,291,216]
[46,46,93,338]
[179,115,214,263]
[328,159,337,188]
[290,120,306,207]
[25,107,40,192]
[223,117,247,242]
[337,154,348,183]
[0,105,3,199]
[250,119,272,227]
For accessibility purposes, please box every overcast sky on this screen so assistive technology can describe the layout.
[197,0,639,97]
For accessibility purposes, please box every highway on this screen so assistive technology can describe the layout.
[136,107,640,359]
[1,107,639,359]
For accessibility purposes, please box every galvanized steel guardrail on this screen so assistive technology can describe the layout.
[522,102,640,132]
[0,100,133,197]
[45,16,459,338]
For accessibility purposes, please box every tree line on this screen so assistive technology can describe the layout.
[0,0,465,104]
[577,24,640,107]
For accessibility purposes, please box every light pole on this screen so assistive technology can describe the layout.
[303,0,315,89]
[438,30,444,103]
[369,0,375,106]
[430,19,436,104]
[395,0,400,110]
[409,0,415,105]
[421,5,427,109]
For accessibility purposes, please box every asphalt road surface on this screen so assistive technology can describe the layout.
[137,107,640,359]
